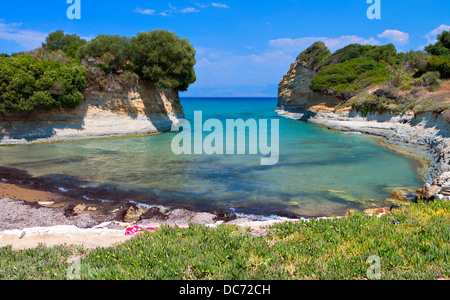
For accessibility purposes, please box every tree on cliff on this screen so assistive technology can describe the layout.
[423,30,450,79]
[425,30,450,56]
[42,30,87,59]
[0,30,197,113]
[129,30,197,91]
[77,35,131,73]
[76,30,197,91]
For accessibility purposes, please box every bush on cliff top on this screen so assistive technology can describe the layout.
[310,56,392,96]
[0,54,86,113]
[305,44,398,98]
[77,35,132,74]
[0,30,197,113]
[41,30,87,60]
[303,34,450,99]
[296,41,331,71]
[421,30,450,79]
[129,31,197,92]
[77,30,197,92]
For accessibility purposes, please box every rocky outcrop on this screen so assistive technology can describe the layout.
[418,172,450,201]
[278,62,341,115]
[277,63,450,184]
[0,84,184,145]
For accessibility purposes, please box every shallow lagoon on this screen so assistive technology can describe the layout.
[0,98,423,218]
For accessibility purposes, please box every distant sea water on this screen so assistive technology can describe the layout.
[0,98,423,218]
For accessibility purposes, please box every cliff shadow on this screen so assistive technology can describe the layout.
[141,87,184,132]
[0,99,89,143]
[409,112,450,139]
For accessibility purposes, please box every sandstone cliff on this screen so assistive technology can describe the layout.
[278,60,341,116]
[0,84,184,145]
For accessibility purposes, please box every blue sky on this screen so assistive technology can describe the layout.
[0,0,449,97]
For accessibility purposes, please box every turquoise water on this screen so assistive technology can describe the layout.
[0,98,423,218]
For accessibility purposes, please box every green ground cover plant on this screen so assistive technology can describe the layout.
[1,200,448,280]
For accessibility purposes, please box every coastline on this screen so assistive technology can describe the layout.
[277,108,450,184]
[0,171,297,250]
[1,106,447,250]
[0,186,295,250]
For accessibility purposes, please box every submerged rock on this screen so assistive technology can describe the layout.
[390,191,407,201]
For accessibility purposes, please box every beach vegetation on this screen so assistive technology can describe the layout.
[425,30,450,56]
[0,200,448,280]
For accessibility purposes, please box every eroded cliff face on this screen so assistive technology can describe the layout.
[277,61,341,116]
[0,84,184,144]
[277,60,450,184]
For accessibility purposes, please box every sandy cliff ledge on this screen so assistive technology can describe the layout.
[0,84,184,145]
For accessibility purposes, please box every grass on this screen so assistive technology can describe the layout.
[0,200,449,280]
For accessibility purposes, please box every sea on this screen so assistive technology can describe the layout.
[0,97,423,219]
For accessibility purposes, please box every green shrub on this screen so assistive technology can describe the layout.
[321,44,377,68]
[0,54,86,112]
[310,57,391,94]
[389,69,412,88]
[423,55,450,79]
[130,30,196,91]
[366,44,397,63]
[421,71,441,91]
[401,85,413,91]
[42,30,87,59]
[401,50,432,73]
[296,41,331,70]
[77,35,131,73]
[425,30,450,56]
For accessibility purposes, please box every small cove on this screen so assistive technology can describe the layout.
[0,98,424,218]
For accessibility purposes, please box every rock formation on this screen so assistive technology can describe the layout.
[278,59,341,117]
[277,57,450,185]
[0,84,184,144]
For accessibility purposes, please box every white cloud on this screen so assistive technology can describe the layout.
[377,29,410,46]
[134,8,156,15]
[180,7,200,13]
[269,35,380,53]
[211,3,230,8]
[0,21,47,50]
[195,2,229,9]
[137,2,227,17]
[194,45,295,89]
[425,24,450,44]
[195,2,207,8]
